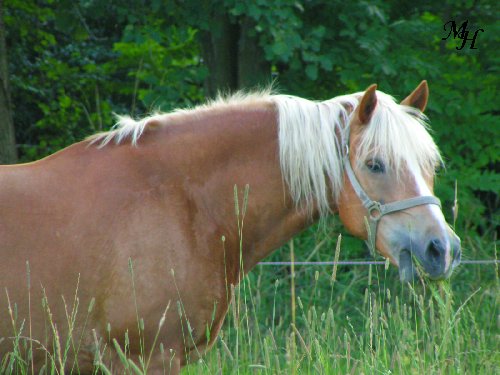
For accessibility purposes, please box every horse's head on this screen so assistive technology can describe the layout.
[338,81,461,282]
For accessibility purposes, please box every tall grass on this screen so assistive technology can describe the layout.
[1,228,498,374]
[181,234,498,374]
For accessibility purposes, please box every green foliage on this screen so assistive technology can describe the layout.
[6,0,205,160]
[111,23,205,112]
[5,0,497,228]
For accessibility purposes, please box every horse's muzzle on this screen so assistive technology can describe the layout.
[399,233,461,282]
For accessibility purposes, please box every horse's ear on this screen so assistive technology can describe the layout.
[358,84,378,125]
[401,80,429,112]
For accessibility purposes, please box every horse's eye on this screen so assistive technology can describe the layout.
[366,159,385,174]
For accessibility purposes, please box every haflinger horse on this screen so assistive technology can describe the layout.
[0,81,460,373]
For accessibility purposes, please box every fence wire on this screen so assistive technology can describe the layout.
[258,260,499,266]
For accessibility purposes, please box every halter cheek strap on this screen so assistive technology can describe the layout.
[342,150,441,252]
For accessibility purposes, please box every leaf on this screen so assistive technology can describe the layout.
[305,64,318,80]
[272,42,290,58]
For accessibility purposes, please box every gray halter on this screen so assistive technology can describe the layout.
[342,146,441,252]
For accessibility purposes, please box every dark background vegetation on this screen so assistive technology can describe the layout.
[1,0,498,237]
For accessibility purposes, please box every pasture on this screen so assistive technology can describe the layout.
[2,218,498,374]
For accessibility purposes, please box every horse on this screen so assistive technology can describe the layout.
[0,81,461,374]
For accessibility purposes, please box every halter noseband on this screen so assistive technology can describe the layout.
[342,145,441,252]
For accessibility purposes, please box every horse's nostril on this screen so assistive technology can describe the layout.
[426,239,443,263]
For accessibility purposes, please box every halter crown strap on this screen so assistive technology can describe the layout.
[343,153,441,251]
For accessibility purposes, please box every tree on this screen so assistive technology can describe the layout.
[177,1,271,97]
[4,0,497,232]
[0,0,17,163]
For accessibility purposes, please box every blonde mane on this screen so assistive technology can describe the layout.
[87,90,272,147]
[88,89,442,217]
[273,92,442,216]
[272,94,357,216]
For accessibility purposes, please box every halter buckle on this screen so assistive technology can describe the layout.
[367,201,382,221]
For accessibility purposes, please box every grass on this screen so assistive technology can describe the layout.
[181,233,498,375]
[1,224,498,374]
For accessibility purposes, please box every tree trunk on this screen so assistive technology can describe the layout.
[199,8,271,98]
[237,18,271,90]
[0,0,18,164]
[200,10,239,98]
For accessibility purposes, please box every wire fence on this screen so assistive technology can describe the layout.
[258,260,499,266]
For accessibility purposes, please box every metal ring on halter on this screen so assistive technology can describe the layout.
[367,201,382,220]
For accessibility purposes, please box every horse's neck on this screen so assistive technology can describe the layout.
[167,102,318,273]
